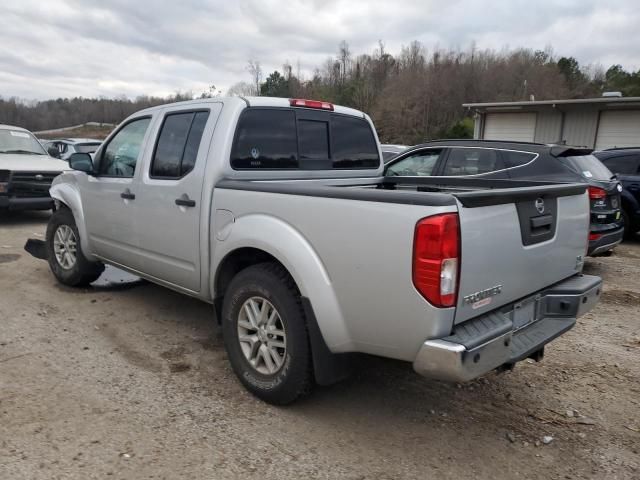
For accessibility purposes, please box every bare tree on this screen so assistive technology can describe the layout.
[247,60,263,97]
[226,81,257,97]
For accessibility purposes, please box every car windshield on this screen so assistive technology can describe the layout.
[0,129,47,155]
[560,155,614,181]
[75,143,101,154]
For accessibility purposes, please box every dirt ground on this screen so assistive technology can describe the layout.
[1,211,639,480]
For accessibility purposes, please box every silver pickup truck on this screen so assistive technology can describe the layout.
[46,97,602,404]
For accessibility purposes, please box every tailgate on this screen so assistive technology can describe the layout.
[453,183,589,324]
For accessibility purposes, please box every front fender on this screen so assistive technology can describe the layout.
[211,213,353,352]
[50,174,94,260]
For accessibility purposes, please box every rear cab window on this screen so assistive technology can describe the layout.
[230,108,379,170]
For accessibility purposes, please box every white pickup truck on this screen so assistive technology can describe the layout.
[0,124,69,211]
[46,97,602,404]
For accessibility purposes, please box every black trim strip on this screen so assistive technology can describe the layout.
[216,178,586,209]
[216,179,457,207]
[454,183,587,207]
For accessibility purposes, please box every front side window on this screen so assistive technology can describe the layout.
[385,150,442,176]
[442,148,501,176]
[100,117,151,177]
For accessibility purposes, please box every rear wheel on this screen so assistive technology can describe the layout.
[222,262,313,405]
[46,207,104,286]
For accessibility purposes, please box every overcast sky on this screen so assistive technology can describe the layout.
[1,0,639,100]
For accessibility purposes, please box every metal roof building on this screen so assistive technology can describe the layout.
[463,96,640,150]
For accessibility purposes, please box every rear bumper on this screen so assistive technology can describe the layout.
[413,274,602,382]
[0,196,54,211]
[587,226,624,256]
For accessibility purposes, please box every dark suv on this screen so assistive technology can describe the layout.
[384,140,623,256]
[594,148,640,237]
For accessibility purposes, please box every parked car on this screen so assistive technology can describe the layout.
[0,124,69,211]
[594,147,640,237]
[384,139,624,256]
[46,98,601,404]
[43,138,102,162]
[380,144,408,163]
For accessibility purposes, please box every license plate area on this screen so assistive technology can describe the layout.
[511,296,539,330]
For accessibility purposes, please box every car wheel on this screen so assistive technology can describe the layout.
[222,262,313,405]
[46,207,105,286]
[622,209,635,239]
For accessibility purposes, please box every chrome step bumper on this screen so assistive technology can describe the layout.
[413,274,602,382]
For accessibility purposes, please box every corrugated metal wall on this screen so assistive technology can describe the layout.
[533,111,563,143]
[561,108,599,147]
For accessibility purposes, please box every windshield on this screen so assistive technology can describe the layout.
[75,143,101,154]
[560,155,614,181]
[0,129,47,155]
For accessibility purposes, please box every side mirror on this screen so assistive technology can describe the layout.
[69,152,94,174]
[47,146,61,158]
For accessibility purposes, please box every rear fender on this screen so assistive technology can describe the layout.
[211,213,352,352]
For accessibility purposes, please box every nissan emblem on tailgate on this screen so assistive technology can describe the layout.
[535,197,545,214]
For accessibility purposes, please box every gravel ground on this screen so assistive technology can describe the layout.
[1,211,639,479]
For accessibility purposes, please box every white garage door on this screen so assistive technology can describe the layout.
[483,113,536,142]
[595,110,640,150]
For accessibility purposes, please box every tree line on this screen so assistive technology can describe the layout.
[2,41,639,144]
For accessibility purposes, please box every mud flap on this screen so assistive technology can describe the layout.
[300,296,354,386]
[24,238,48,260]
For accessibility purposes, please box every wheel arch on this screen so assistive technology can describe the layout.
[50,181,93,260]
[211,214,354,382]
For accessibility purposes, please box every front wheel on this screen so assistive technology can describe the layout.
[622,209,636,239]
[46,207,104,286]
[222,263,313,405]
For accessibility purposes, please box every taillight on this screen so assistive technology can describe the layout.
[589,232,602,241]
[413,213,460,308]
[289,98,334,110]
[588,186,607,200]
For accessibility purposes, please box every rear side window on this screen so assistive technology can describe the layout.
[601,155,640,175]
[230,108,380,170]
[151,111,209,178]
[504,151,536,168]
[442,148,502,176]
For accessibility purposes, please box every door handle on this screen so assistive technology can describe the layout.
[175,195,196,207]
[120,189,135,200]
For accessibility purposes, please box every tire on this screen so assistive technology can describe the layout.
[622,209,635,239]
[222,262,313,405]
[46,207,104,287]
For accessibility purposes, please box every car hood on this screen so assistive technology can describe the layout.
[0,153,69,172]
